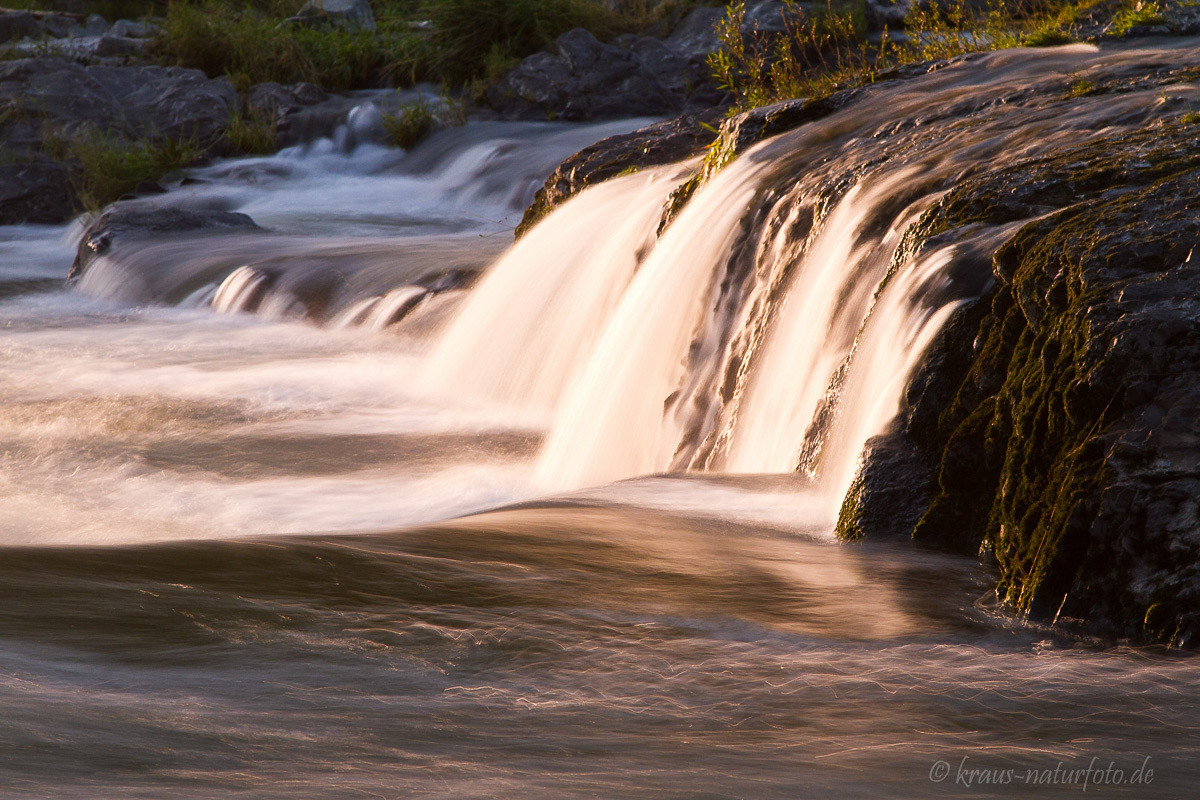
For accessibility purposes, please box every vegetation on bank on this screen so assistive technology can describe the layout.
[706,0,1156,113]
[42,126,202,210]
[149,0,712,92]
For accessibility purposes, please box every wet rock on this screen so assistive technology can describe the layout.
[836,432,934,541]
[516,110,723,236]
[69,204,262,283]
[840,119,1200,645]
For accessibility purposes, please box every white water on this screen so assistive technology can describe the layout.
[426,163,693,420]
[7,43,1199,548]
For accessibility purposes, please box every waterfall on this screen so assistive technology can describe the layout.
[425,163,694,422]
[419,45,1167,511]
[421,134,967,509]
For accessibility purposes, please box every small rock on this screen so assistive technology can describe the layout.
[94,34,144,58]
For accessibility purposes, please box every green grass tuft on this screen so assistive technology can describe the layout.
[224,106,279,155]
[1110,0,1168,34]
[44,127,202,212]
[380,99,436,149]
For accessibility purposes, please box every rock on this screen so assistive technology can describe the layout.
[82,13,108,37]
[556,27,604,73]
[93,34,144,58]
[286,0,376,31]
[37,14,76,39]
[0,59,237,143]
[487,24,723,121]
[109,19,161,39]
[69,204,262,283]
[741,1,799,38]
[516,110,723,236]
[841,117,1200,645]
[664,6,726,64]
[0,11,40,44]
[717,96,839,154]
[835,432,934,541]
[0,161,73,224]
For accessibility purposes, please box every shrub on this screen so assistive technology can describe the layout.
[380,99,436,148]
[707,0,1095,113]
[44,127,202,211]
[153,1,402,90]
[1023,25,1074,45]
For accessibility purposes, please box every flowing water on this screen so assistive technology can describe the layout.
[3,42,1200,797]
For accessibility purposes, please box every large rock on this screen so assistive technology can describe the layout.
[838,117,1200,645]
[0,161,73,225]
[0,58,237,143]
[0,58,239,224]
[487,26,727,121]
[0,11,41,43]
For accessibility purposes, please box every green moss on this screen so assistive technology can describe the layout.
[891,120,1200,640]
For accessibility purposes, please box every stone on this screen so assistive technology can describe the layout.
[0,58,238,143]
[93,34,144,58]
[516,110,723,235]
[0,161,73,225]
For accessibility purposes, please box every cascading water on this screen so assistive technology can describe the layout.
[422,41,1200,516]
[7,39,1200,799]
[425,163,695,420]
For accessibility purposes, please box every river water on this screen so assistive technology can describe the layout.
[2,44,1200,798]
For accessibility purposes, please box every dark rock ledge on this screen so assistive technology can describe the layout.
[838,119,1200,646]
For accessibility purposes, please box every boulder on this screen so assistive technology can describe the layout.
[839,117,1200,645]
[487,26,723,121]
[93,34,145,58]
[0,161,73,225]
[0,58,237,143]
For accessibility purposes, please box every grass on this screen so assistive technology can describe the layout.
[1110,0,1168,34]
[379,91,467,148]
[706,0,1119,114]
[380,99,436,148]
[1067,76,1098,96]
[152,1,403,91]
[224,106,278,155]
[43,126,202,211]
[152,0,714,92]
